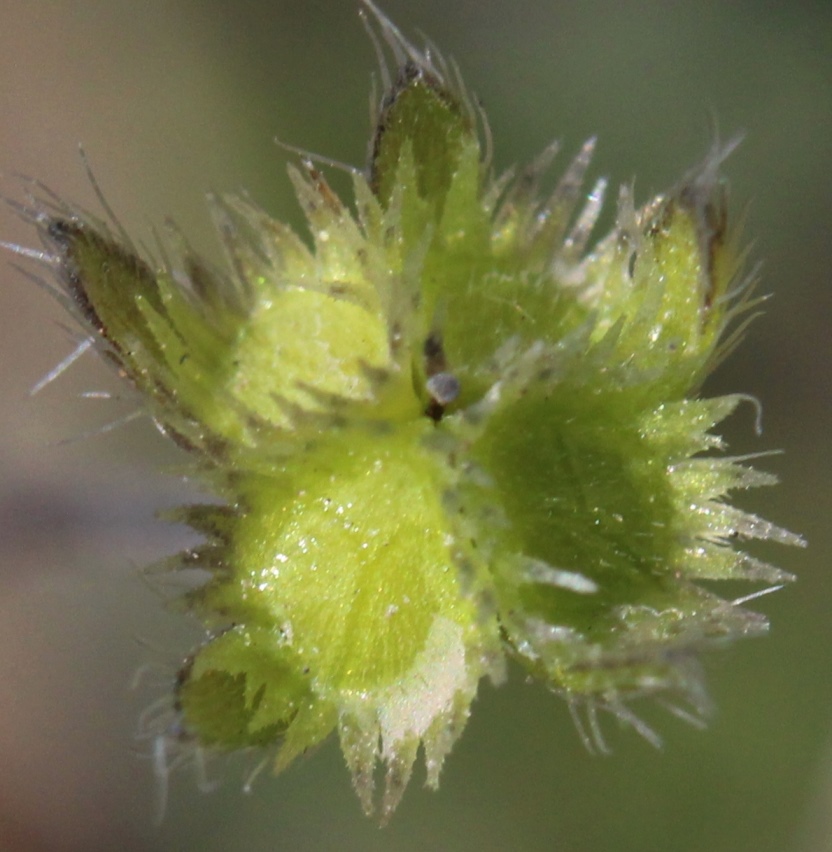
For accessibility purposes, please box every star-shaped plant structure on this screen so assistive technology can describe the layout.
[6,0,802,823]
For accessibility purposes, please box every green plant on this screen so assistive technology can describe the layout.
[6,0,802,824]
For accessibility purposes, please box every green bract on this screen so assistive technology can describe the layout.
[11,0,802,823]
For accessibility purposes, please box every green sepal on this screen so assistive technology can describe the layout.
[178,626,309,748]
[370,62,475,212]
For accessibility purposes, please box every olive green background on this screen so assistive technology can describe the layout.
[0,2,829,850]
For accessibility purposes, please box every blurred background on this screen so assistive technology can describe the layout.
[0,2,829,850]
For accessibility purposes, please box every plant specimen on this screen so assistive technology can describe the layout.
[4,1,802,823]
